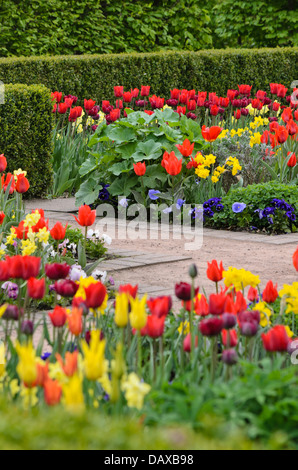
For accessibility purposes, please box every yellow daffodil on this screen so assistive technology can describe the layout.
[223,267,260,291]
[253,302,272,327]
[121,373,151,410]
[6,227,17,245]
[36,227,50,244]
[21,239,37,256]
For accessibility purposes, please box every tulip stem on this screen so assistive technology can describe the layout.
[190,278,195,363]
[159,336,164,383]
[137,331,142,376]
[210,337,217,383]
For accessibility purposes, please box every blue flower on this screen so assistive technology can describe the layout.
[148,189,161,200]
[232,202,246,213]
[163,207,172,214]
[176,199,185,210]
[215,204,224,212]
[98,183,110,201]
[189,207,204,220]
[41,352,51,361]
[254,209,264,219]
[119,198,129,208]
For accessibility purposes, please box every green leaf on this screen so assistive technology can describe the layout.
[108,173,138,196]
[75,178,101,206]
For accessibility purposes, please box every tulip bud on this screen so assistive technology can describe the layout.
[2,304,20,321]
[21,320,34,336]
[188,264,198,279]
[222,349,238,366]
[240,321,258,337]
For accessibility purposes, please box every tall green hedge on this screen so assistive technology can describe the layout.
[0,48,297,104]
[0,84,53,197]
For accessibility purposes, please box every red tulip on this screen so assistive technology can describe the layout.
[0,154,7,173]
[68,106,83,122]
[201,125,223,142]
[208,291,226,315]
[119,284,138,298]
[210,104,219,116]
[222,329,238,347]
[0,212,5,225]
[234,109,241,120]
[272,102,280,112]
[162,151,182,176]
[72,205,96,227]
[277,85,288,98]
[287,120,298,136]
[183,333,198,352]
[45,263,70,280]
[141,315,165,338]
[281,107,293,123]
[58,103,68,114]
[27,277,46,299]
[114,86,124,98]
[1,173,15,194]
[176,139,195,157]
[0,260,10,281]
[293,246,298,271]
[8,255,40,280]
[84,99,96,111]
[247,286,259,302]
[287,152,297,167]
[15,174,30,193]
[276,126,288,144]
[262,280,278,303]
[206,260,224,283]
[54,279,78,297]
[194,294,209,316]
[123,92,132,103]
[147,296,172,318]
[234,291,247,314]
[175,282,199,301]
[133,162,146,176]
[51,91,63,103]
[141,86,150,97]
[84,282,107,309]
[48,306,67,327]
[199,317,224,336]
[109,108,121,122]
[261,325,291,352]
[50,222,68,240]
[238,84,252,96]
[64,97,74,108]
[131,88,139,98]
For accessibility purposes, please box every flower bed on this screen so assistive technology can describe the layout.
[0,160,297,448]
[50,82,298,234]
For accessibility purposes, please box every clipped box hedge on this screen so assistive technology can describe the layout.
[0,48,297,104]
[0,84,53,197]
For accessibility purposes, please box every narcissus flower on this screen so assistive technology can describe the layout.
[50,222,68,240]
[72,205,96,227]
[121,372,151,410]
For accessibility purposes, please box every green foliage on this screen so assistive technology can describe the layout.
[210,0,298,49]
[145,359,298,449]
[0,84,53,198]
[0,398,267,450]
[0,0,212,57]
[0,48,297,105]
[208,181,298,233]
[75,109,207,207]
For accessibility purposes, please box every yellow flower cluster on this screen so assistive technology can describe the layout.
[223,267,260,291]
[121,373,151,410]
[225,156,242,176]
[246,103,269,116]
[249,132,262,148]
[279,283,298,314]
[249,116,269,129]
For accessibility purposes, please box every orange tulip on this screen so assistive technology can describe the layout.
[56,350,78,377]
[44,379,62,406]
[176,139,194,157]
[68,307,83,336]
[15,174,30,193]
[201,125,223,142]
[133,162,146,176]
[206,260,224,283]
